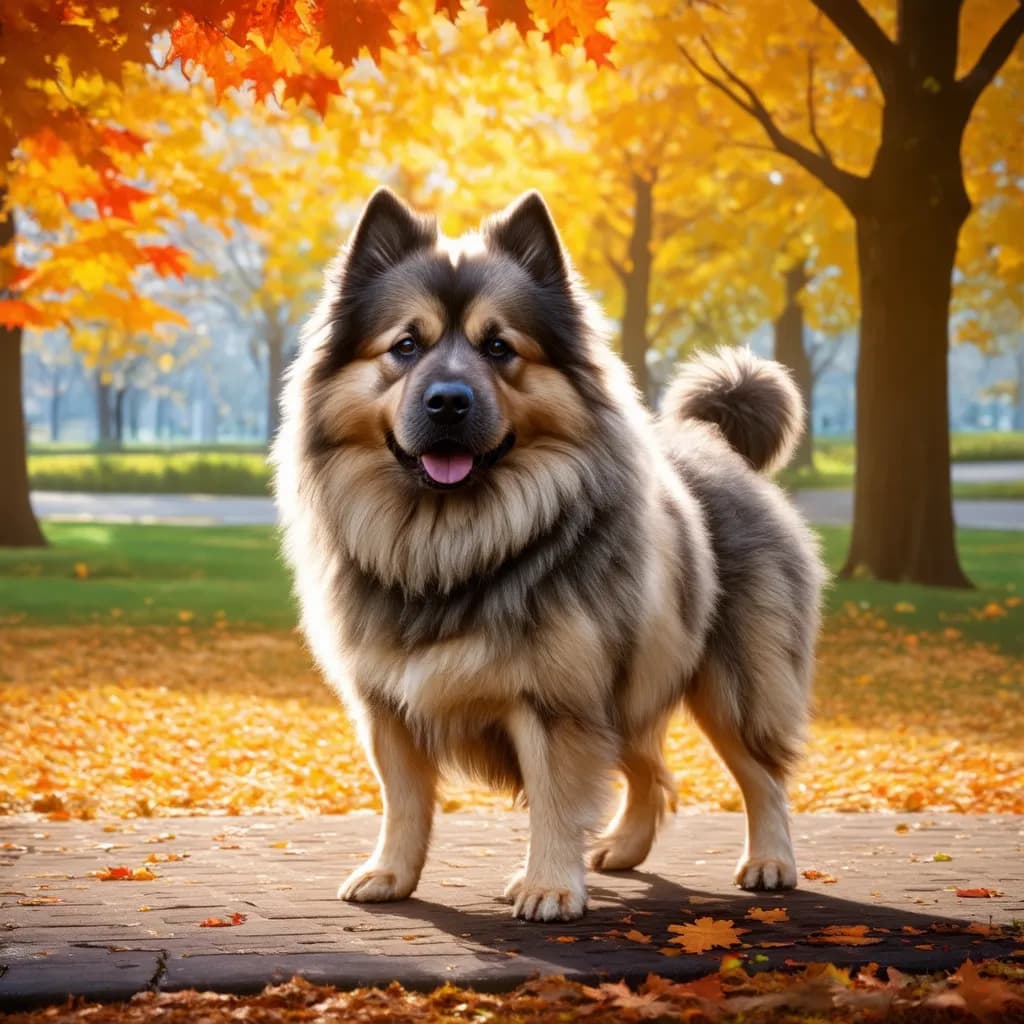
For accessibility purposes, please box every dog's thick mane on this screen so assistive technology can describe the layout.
[333,423,645,651]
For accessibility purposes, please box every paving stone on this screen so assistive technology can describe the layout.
[1,811,1021,1010]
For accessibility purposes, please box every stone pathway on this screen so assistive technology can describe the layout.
[1,812,1021,1010]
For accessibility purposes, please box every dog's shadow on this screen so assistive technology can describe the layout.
[344,868,1011,983]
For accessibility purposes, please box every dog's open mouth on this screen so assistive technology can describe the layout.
[387,434,515,489]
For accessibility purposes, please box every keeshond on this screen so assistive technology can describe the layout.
[273,189,825,922]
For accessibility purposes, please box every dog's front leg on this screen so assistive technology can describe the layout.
[339,707,436,903]
[503,704,612,922]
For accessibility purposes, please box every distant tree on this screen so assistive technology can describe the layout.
[677,0,1024,586]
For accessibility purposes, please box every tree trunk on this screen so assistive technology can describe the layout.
[840,0,975,587]
[842,209,970,587]
[266,326,286,442]
[619,173,655,404]
[95,373,113,446]
[112,387,126,446]
[1015,344,1024,432]
[0,203,46,547]
[49,373,62,443]
[772,261,814,470]
[127,389,141,440]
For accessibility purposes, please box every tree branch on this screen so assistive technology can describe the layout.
[805,46,833,162]
[679,37,868,211]
[606,252,628,282]
[808,0,896,91]
[957,1,1024,116]
[810,333,846,382]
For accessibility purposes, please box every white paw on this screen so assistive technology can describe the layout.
[338,863,417,902]
[735,854,797,890]
[505,868,587,921]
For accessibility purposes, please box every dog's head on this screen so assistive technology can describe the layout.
[307,189,611,487]
[284,189,628,591]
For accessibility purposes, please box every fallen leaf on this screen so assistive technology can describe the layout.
[802,868,839,883]
[668,917,747,954]
[199,912,247,928]
[806,925,883,946]
[746,906,789,923]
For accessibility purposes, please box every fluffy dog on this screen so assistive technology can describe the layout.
[272,188,825,922]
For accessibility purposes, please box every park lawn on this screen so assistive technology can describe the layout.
[27,450,271,496]
[0,523,295,630]
[1,522,1021,651]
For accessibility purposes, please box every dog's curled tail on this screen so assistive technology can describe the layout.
[661,347,804,473]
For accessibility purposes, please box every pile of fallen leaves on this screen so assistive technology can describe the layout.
[0,601,1021,820]
[3,962,1023,1023]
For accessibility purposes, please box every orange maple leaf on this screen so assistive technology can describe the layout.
[806,924,883,946]
[746,906,789,923]
[667,917,747,953]
[0,299,50,328]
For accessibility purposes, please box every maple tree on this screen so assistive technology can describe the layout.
[673,0,1024,587]
[0,0,607,547]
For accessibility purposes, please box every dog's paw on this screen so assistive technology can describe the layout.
[734,854,797,891]
[588,832,652,872]
[502,867,526,903]
[338,863,416,902]
[505,868,586,921]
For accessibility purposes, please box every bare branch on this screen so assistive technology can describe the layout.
[679,38,868,211]
[805,46,833,162]
[648,303,690,344]
[606,253,628,282]
[808,0,896,91]
[810,334,845,382]
[957,1,1024,116]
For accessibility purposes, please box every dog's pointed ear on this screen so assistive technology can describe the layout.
[343,188,436,283]
[485,191,569,288]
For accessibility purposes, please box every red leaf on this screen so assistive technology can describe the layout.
[321,0,401,66]
[0,299,48,328]
[141,245,190,280]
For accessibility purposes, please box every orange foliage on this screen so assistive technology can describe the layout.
[1,608,1022,821]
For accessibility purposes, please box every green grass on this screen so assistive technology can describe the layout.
[1,523,1021,652]
[28,451,271,496]
[781,433,1024,498]
[815,527,1023,653]
[0,523,294,629]
[816,431,1024,464]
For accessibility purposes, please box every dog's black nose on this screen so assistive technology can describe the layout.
[424,381,474,424]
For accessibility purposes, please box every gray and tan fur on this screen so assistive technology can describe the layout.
[273,188,825,922]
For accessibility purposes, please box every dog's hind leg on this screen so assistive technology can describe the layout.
[589,731,675,872]
[503,704,615,922]
[339,707,436,903]
[686,654,807,891]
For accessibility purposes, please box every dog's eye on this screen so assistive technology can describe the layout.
[391,336,419,359]
[484,337,513,359]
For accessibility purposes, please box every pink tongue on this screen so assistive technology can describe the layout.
[421,450,474,485]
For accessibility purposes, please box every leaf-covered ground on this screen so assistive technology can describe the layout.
[2,598,1022,820]
[3,962,1023,1023]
